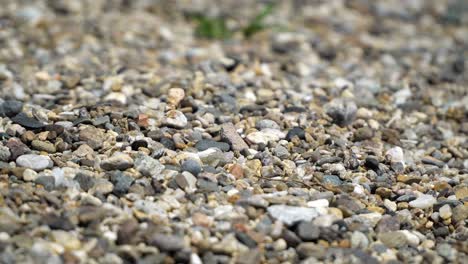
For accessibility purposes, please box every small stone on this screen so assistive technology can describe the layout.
[73,144,94,157]
[385,147,405,164]
[74,172,95,191]
[167,88,185,106]
[181,159,201,176]
[92,115,110,126]
[354,127,373,141]
[452,205,468,223]
[256,119,280,130]
[195,139,230,152]
[351,231,369,249]
[163,110,187,128]
[421,156,445,168]
[149,233,185,252]
[229,164,244,179]
[285,127,305,140]
[100,152,134,171]
[439,204,452,219]
[110,171,134,196]
[246,130,284,145]
[325,98,357,126]
[307,199,329,208]
[454,185,468,200]
[31,140,56,153]
[378,231,408,248]
[0,100,23,117]
[296,221,320,241]
[104,92,127,105]
[35,176,55,191]
[16,154,53,171]
[22,168,38,181]
[79,126,105,150]
[0,146,11,162]
[274,145,289,159]
[364,156,380,171]
[11,113,45,129]
[198,148,224,166]
[322,175,343,187]
[437,243,457,261]
[134,154,165,179]
[409,194,436,209]
[267,205,319,226]
[175,172,197,193]
[383,199,397,212]
[221,123,249,151]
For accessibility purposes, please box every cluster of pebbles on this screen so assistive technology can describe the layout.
[0,0,467,263]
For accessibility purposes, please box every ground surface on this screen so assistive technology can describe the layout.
[0,0,467,263]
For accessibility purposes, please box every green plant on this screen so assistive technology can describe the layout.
[193,15,231,39]
[191,3,276,40]
[242,3,275,38]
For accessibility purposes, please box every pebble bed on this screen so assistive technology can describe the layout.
[0,1,467,263]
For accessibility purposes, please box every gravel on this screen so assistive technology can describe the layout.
[0,1,466,263]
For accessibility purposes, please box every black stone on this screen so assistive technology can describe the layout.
[131,140,148,150]
[11,113,45,129]
[286,127,305,140]
[0,100,23,118]
[433,226,449,237]
[365,156,380,171]
[282,229,302,247]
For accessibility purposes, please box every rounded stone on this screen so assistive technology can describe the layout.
[181,159,202,176]
[16,154,53,171]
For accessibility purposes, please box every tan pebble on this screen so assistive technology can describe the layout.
[167,88,185,106]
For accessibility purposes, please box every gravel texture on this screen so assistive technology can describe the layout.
[0,0,467,263]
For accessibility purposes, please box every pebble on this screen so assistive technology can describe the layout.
[16,154,53,171]
[167,88,185,106]
[181,159,202,176]
[221,123,249,151]
[31,140,56,153]
[79,126,105,150]
[438,204,452,219]
[385,146,405,164]
[149,233,185,252]
[134,154,165,179]
[110,172,134,196]
[322,175,343,187]
[11,113,45,129]
[267,205,319,226]
[195,139,230,152]
[325,98,357,126]
[296,221,320,240]
[22,168,38,181]
[246,131,281,145]
[0,146,11,162]
[285,127,305,140]
[163,110,188,128]
[0,100,23,117]
[409,194,437,209]
[100,152,134,171]
[0,2,465,263]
